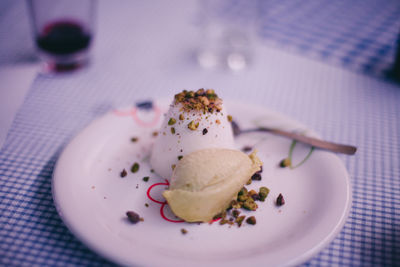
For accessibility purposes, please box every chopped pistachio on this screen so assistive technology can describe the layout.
[227,115,233,122]
[120,169,127,178]
[174,89,222,113]
[236,215,246,227]
[246,216,256,225]
[259,187,270,202]
[126,211,141,224]
[202,128,208,135]
[215,119,221,125]
[179,114,185,120]
[238,187,248,196]
[232,209,240,218]
[248,190,259,200]
[219,219,229,225]
[251,173,262,181]
[188,120,199,130]
[168,118,176,125]
[171,164,176,170]
[246,178,252,185]
[242,146,252,152]
[131,162,140,173]
[171,127,176,134]
[177,155,183,160]
[276,193,285,206]
[238,194,249,202]
[243,198,258,211]
[230,200,242,209]
[130,137,139,142]
[181,228,188,234]
[279,158,291,168]
[205,89,215,95]
[142,176,149,182]
[186,91,195,98]
[195,88,205,96]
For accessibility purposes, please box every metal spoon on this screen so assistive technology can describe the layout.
[232,121,357,155]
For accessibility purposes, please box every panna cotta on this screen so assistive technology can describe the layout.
[163,148,262,222]
[150,89,235,179]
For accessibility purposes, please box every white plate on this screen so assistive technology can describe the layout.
[53,100,351,267]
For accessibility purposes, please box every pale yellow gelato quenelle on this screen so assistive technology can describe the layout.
[162,148,262,222]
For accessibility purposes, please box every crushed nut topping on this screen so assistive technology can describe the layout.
[246,216,256,225]
[168,118,176,125]
[227,115,233,122]
[279,158,291,168]
[276,193,285,206]
[174,89,223,113]
[242,146,252,152]
[131,162,140,173]
[120,169,127,178]
[126,211,142,224]
[188,120,199,130]
[259,187,270,202]
[251,173,262,181]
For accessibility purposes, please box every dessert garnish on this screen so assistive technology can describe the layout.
[242,146,252,153]
[126,211,143,224]
[168,118,176,125]
[120,169,127,178]
[279,158,291,168]
[131,162,140,173]
[246,216,256,225]
[276,193,285,206]
[143,176,149,182]
[174,89,222,113]
[187,120,199,130]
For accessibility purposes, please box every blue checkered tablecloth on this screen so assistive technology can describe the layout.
[1,0,399,266]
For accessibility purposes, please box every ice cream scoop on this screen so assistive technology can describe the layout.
[163,148,262,222]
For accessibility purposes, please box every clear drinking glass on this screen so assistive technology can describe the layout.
[196,0,258,71]
[27,0,96,72]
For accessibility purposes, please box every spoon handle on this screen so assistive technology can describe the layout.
[243,127,357,155]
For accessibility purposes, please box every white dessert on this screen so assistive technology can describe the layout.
[150,89,235,179]
[163,148,262,222]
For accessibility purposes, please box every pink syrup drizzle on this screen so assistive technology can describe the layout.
[113,105,162,128]
[146,179,184,223]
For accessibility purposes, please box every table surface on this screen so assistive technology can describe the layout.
[1,0,399,266]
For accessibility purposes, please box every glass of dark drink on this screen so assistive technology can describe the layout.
[27,0,96,72]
